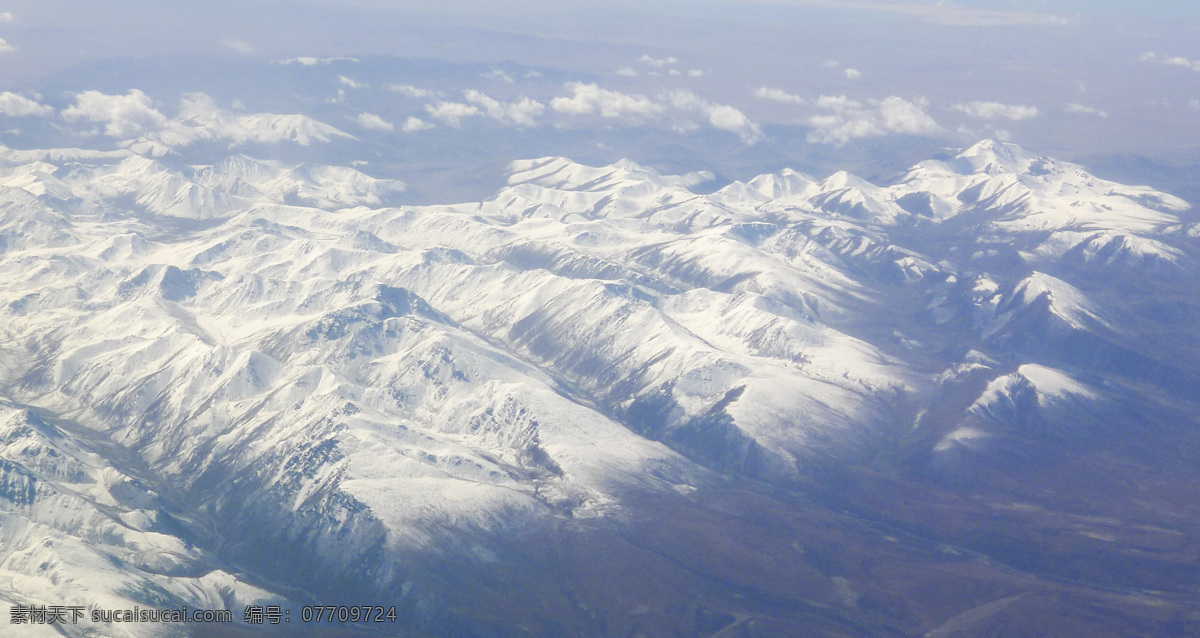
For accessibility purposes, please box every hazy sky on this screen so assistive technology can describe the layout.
[1,0,1198,197]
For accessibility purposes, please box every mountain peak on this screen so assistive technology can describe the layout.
[953,139,1041,175]
[508,156,712,192]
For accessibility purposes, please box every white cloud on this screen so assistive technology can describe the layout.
[401,116,434,132]
[390,84,435,98]
[0,12,14,22]
[548,83,759,141]
[755,87,805,105]
[956,123,1012,142]
[356,112,394,131]
[523,70,543,79]
[807,95,939,145]
[665,89,763,143]
[1064,103,1108,118]
[0,38,13,53]
[464,90,544,126]
[688,70,705,77]
[167,93,352,147]
[482,69,515,83]
[1141,51,1200,72]
[0,92,52,117]
[424,101,480,127]
[275,57,359,66]
[62,90,168,138]
[707,105,762,142]
[550,83,663,119]
[63,91,352,155]
[616,67,638,77]
[843,68,862,79]
[821,59,840,68]
[339,76,367,89]
[220,40,255,54]
[669,69,681,76]
[778,2,1066,26]
[879,96,939,133]
[1162,56,1200,71]
[639,54,678,68]
[809,113,876,144]
[814,94,858,110]
[952,101,1038,121]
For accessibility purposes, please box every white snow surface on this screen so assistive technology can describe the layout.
[0,139,1194,613]
[0,399,282,637]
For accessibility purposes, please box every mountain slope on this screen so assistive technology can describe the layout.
[1,140,1199,635]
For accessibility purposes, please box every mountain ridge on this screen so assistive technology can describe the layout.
[1,139,1199,635]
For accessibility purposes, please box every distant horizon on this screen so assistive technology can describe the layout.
[1,1,1198,162]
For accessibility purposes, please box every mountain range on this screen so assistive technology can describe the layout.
[1,138,1198,636]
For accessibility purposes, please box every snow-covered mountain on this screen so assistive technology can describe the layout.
[1,140,1198,635]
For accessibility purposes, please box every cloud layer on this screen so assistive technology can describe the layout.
[62,90,168,138]
[755,87,805,105]
[391,84,436,99]
[550,83,663,119]
[425,101,480,127]
[356,112,394,131]
[464,91,544,126]
[0,92,52,117]
[807,95,939,145]
[1140,52,1200,72]
[61,91,353,156]
[1064,103,1108,118]
[953,101,1039,121]
[665,90,762,143]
